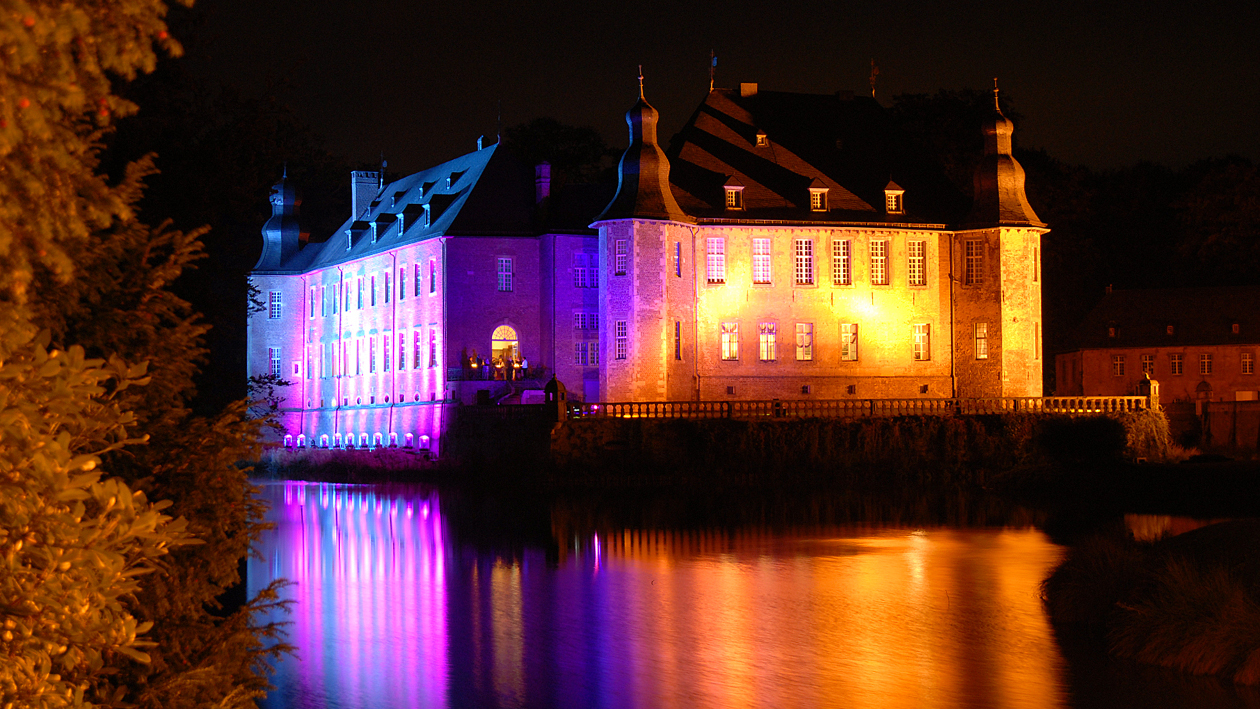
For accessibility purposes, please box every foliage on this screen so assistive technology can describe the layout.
[0,325,194,708]
[502,117,612,183]
[246,373,292,425]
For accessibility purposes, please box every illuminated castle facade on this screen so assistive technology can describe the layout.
[248,82,1046,450]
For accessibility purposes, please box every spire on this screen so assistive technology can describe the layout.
[255,170,303,270]
[965,78,1043,227]
[596,80,689,223]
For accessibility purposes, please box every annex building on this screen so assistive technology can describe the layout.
[248,81,1047,451]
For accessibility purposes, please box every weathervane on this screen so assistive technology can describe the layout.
[869,59,880,98]
[638,65,644,99]
[993,77,1000,109]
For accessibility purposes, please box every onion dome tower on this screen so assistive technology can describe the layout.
[255,171,302,270]
[965,82,1044,227]
[597,70,689,222]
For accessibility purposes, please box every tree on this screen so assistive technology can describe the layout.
[1176,157,1260,286]
[502,117,613,184]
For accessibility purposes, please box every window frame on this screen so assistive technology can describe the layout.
[268,291,282,320]
[794,239,814,286]
[497,257,513,292]
[721,322,739,361]
[832,240,851,286]
[913,323,931,361]
[964,240,984,286]
[1200,353,1213,375]
[907,240,926,287]
[615,320,628,360]
[1170,353,1184,376]
[758,322,777,362]
[1112,354,1125,377]
[840,323,859,361]
[752,238,772,285]
[706,238,726,284]
[795,322,813,362]
[974,322,989,360]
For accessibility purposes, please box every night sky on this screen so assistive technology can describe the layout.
[184,0,1259,175]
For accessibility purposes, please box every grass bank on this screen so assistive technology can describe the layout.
[1043,519,1260,685]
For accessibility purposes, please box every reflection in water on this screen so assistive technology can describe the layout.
[1125,514,1232,541]
[251,483,1259,709]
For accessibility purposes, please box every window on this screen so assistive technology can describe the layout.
[870,240,888,285]
[575,342,598,366]
[1112,355,1125,377]
[832,240,851,286]
[706,238,726,284]
[370,276,377,307]
[573,312,598,331]
[415,264,422,297]
[840,323,858,361]
[810,190,827,211]
[382,334,390,371]
[343,281,350,311]
[497,257,513,292]
[964,240,984,285]
[574,253,591,288]
[913,324,931,361]
[268,291,282,319]
[1170,353,1183,375]
[1033,246,1040,283]
[794,239,814,286]
[907,240,926,286]
[614,240,628,276]
[268,347,281,376]
[1244,352,1255,375]
[357,278,363,309]
[355,338,362,375]
[428,329,437,368]
[1200,353,1213,375]
[309,287,317,318]
[414,331,422,369]
[398,332,406,371]
[575,342,588,365]
[759,322,777,361]
[721,322,739,361]
[615,321,628,360]
[1141,354,1155,376]
[399,266,406,300]
[796,323,813,361]
[755,131,768,147]
[752,238,772,284]
[322,286,328,316]
[974,322,988,359]
[384,273,390,304]
[1035,321,1041,360]
[674,320,682,360]
[429,259,437,294]
[886,192,904,214]
[674,242,682,277]
[725,188,743,210]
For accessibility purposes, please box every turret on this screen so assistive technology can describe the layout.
[597,70,689,223]
[255,173,302,270]
[965,82,1043,227]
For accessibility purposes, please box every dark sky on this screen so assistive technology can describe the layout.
[184,0,1259,176]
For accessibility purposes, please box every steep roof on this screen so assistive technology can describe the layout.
[662,88,968,225]
[1068,286,1260,351]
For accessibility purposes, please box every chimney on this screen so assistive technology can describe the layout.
[535,162,551,204]
[351,171,381,219]
[740,82,758,97]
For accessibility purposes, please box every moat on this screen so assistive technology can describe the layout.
[248,481,1260,709]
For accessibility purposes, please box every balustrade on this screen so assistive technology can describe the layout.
[571,395,1149,420]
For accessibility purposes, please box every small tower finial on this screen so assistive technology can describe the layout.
[869,59,880,98]
[638,64,644,99]
[709,50,717,92]
[993,77,1000,110]
[282,161,287,180]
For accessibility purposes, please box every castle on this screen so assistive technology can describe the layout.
[248,81,1046,452]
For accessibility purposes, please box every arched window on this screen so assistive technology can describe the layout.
[389,432,398,447]
[320,434,330,448]
[419,434,431,450]
[373,432,383,448]
[297,434,306,448]
[359,433,369,448]
[404,433,414,448]
[491,325,519,366]
[334,433,343,448]
[283,435,293,448]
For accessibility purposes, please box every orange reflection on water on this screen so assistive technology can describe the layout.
[582,526,1068,709]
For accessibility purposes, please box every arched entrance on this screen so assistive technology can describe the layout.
[491,325,519,380]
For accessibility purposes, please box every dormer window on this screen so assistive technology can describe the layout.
[448,170,465,188]
[755,131,769,147]
[1167,325,1175,335]
[1108,326,1117,338]
[808,178,829,212]
[1233,323,1241,334]
[723,176,745,211]
[885,181,905,215]
[370,222,379,243]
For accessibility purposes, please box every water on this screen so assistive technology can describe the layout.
[249,482,1260,709]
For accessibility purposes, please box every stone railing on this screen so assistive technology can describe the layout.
[570,396,1151,420]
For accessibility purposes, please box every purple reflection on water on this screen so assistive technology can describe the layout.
[252,482,447,709]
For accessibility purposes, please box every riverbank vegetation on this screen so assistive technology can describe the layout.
[1043,520,1260,685]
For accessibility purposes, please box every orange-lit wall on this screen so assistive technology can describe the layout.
[1056,344,1260,401]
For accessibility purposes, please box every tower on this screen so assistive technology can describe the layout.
[953,83,1048,397]
[255,174,303,270]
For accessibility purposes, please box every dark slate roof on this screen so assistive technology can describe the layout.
[265,144,604,274]
[664,89,968,225]
[1068,287,1260,351]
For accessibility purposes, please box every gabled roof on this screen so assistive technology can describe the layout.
[1067,286,1260,351]
[664,89,968,225]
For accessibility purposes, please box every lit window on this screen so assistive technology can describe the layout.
[357,278,363,309]
[429,259,437,294]
[1170,353,1183,375]
[384,272,390,304]
[1141,354,1155,376]
[870,240,888,285]
[755,131,768,147]
[674,320,682,361]
[615,321,628,360]
[794,239,814,286]
[706,238,726,284]
[382,334,389,372]
[321,285,328,317]
[428,328,437,368]
[1112,355,1125,377]
[974,322,988,359]
[309,287,317,318]
[497,257,513,292]
[574,342,588,366]
[907,240,926,286]
[399,266,406,300]
[615,240,628,276]
[721,322,739,361]
[810,189,828,212]
[574,312,585,330]
[415,264,422,297]
[725,188,744,210]
[1243,352,1254,375]
[398,332,406,371]
[1033,246,1040,283]
[759,322,777,361]
[414,330,422,369]
[752,238,772,284]
[370,276,377,307]
[268,291,282,319]
[832,240,851,286]
[964,240,983,285]
[885,186,904,214]
[268,347,281,376]
[840,323,858,361]
[1035,321,1041,360]
[796,323,813,361]
[674,242,682,277]
[573,253,589,288]
[913,324,931,361]
[1200,353,1213,375]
